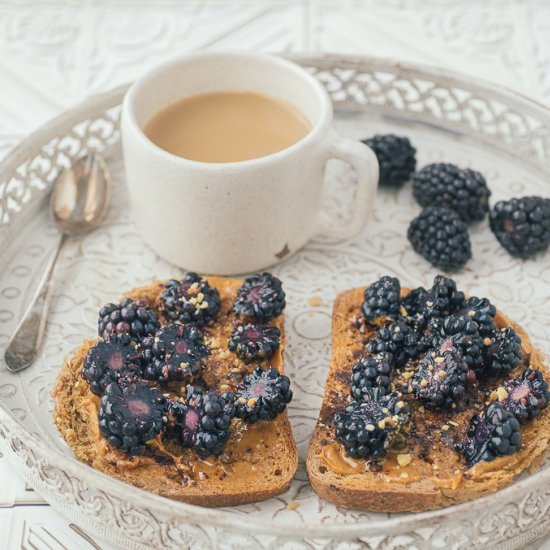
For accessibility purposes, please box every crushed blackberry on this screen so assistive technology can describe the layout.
[407,207,472,272]
[503,368,549,423]
[98,298,159,342]
[168,387,235,457]
[98,380,166,455]
[481,327,522,379]
[234,367,292,423]
[233,273,286,322]
[158,273,221,327]
[412,163,491,223]
[334,393,410,459]
[82,333,140,396]
[366,321,421,368]
[351,352,393,399]
[141,323,209,383]
[228,322,280,362]
[456,296,497,337]
[361,134,416,188]
[458,402,521,465]
[410,338,470,409]
[489,196,550,259]
[361,276,401,326]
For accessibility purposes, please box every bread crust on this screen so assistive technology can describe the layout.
[306,287,550,512]
[53,277,298,507]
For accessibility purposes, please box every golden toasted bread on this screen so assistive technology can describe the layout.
[53,277,297,507]
[307,286,550,512]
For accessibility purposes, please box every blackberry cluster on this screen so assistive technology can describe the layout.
[228,322,280,362]
[234,367,292,423]
[233,273,286,322]
[456,296,497,337]
[407,207,472,272]
[490,196,550,259]
[410,339,469,409]
[141,323,209,383]
[98,381,166,455]
[334,393,410,458]
[158,273,221,327]
[98,298,159,343]
[503,368,550,423]
[366,321,421,368]
[350,353,393,399]
[459,402,521,465]
[361,134,416,188]
[481,327,523,379]
[361,276,401,326]
[412,163,491,223]
[82,333,140,396]
[168,387,235,457]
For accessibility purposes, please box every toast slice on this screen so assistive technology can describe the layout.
[307,286,550,512]
[53,276,298,507]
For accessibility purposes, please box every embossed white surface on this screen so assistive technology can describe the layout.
[1,2,550,549]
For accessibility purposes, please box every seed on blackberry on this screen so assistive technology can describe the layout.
[228,322,280,362]
[365,322,421,368]
[458,402,521,465]
[234,367,292,423]
[98,380,166,455]
[408,207,472,272]
[502,368,549,423]
[351,353,393,399]
[233,272,286,322]
[412,163,491,223]
[334,393,410,459]
[82,333,141,396]
[361,134,416,188]
[490,196,550,259]
[140,323,209,383]
[157,273,221,327]
[456,296,497,337]
[361,276,401,326]
[481,327,522,378]
[167,386,235,457]
[98,298,160,343]
[410,339,469,409]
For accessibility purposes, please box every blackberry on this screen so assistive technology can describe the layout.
[481,327,522,378]
[158,273,221,327]
[234,367,292,423]
[361,134,416,188]
[168,387,235,457]
[456,296,496,337]
[361,276,401,326]
[350,352,393,399]
[410,339,469,409]
[503,368,549,423]
[366,321,421,368]
[402,287,427,317]
[424,275,465,319]
[233,272,286,322]
[98,380,166,455]
[412,163,491,223]
[141,323,209,383]
[82,333,140,396]
[459,402,521,465]
[489,196,550,259]
[334,393,410,459]
[98,298,159,342]
[407,207,472,272]
[228,322,280,362]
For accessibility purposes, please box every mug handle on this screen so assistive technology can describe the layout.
[318,136,379,239]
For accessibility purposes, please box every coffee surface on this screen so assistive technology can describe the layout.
[144,91,311,163]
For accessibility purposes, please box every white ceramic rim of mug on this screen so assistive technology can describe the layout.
[123,51,333,170]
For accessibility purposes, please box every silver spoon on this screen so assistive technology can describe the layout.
[4,154,111,373]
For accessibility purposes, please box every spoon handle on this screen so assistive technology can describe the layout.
[4,234,66,373]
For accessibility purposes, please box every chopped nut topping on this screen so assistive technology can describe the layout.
[397,453,412,467]
[497,386,509,402]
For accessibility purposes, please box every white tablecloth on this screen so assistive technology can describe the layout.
[1,1,550,548]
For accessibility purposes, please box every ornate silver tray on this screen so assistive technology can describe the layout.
[1,54,550,549]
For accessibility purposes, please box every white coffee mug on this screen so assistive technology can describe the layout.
[121,52,378,275]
